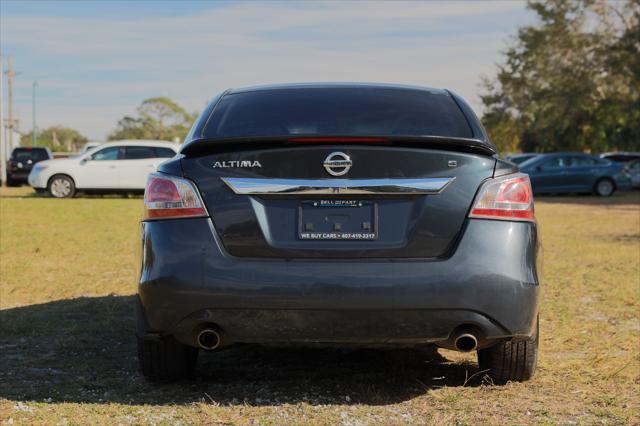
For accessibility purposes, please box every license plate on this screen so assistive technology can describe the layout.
[298,200,378,240]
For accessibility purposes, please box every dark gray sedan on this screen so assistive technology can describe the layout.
[136,83,540,384]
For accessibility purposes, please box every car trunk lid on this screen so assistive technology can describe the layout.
[181,144,495,259]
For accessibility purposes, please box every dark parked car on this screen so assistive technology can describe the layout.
[506,153,539,165]
[519,152,630,196]
[137,83,540,384]
[6,147,53,186]
[600,152,640,164]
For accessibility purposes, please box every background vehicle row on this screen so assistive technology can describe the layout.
[517,152,631,196]
[27,140,178,198]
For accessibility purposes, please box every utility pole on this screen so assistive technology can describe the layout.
[32,81,38,146]
[0,52,5,185]
[6,55,14,149]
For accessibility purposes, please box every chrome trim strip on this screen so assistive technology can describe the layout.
[221,177,455,195]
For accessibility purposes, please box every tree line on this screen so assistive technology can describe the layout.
[21,97,197,152]
[22,0,639,154]
[481,0,639,153]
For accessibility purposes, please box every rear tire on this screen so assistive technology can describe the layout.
[48,175,76,198]
[137,335,198,382]
[477,317,539,384]
[594,178,615,197]
[6,177,19,187]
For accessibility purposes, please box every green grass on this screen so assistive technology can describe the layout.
[1,186,639,425]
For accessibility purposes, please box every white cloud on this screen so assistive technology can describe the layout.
[2,1,529,139]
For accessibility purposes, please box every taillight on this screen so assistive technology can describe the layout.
[469,173,534,221]
[144,173,207,220]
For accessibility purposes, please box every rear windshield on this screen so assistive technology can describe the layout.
[11,148,49,161]
[202,88,473,139]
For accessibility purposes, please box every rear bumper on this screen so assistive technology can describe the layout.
[8,171,30,182]
[138,218,540,347]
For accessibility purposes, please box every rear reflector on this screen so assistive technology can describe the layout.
[469,173,534,221]
[144,173,207,220]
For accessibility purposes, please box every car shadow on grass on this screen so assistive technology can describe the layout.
[0,295,486,407]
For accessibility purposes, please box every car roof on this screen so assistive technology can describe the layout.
[518,152,601,166]
[98,140,179,149]
[227,82,448,95]
[601,151,640,156]
[533,152,596,157]
[13,146,49,151]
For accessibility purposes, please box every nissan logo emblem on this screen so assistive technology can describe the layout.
[323,152,352,176]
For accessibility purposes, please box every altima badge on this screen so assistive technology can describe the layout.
[213,160,262,168]
[323,152,352,176]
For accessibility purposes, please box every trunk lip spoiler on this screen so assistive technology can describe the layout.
[181,135,496,156]
[221,177,456,195]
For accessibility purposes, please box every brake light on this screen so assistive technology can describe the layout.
[288,137,387,144]
[469,173,534,221]
[144,173,207,220]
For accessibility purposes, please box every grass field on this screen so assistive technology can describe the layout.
[1,186,639,425]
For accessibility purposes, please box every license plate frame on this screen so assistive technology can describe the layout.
[298,200,378,241]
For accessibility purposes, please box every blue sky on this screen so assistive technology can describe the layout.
[1,1,533,140]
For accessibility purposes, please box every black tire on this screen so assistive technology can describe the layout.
[47,174,76,198]
[477,318,539,384]
[5,177,19,187]
[137,335,198,382]
[594,178,615,197]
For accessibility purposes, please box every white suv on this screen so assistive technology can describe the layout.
[28,140,179,198]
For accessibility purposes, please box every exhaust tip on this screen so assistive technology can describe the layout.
[197,328,221,350]
[454,333,478,352]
